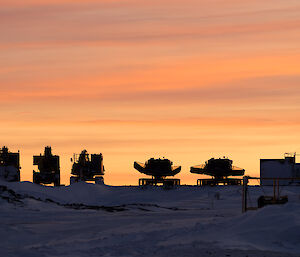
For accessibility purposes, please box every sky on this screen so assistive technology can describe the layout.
[1,0,300,185]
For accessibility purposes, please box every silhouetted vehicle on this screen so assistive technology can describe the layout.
[0,146,20,182]
[33,146,60,186]
[70,150,105,184]
[134,158,181,187]
[190,157,245,186]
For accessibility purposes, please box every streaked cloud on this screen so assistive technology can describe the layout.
[0,0,300,185]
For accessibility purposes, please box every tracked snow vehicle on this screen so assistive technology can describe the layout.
[70,150,105,184]
[33,146,60,186]
[0,146,20,182]
[134,158,181,187]
[190,157,245,186]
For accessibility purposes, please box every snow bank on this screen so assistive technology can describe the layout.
[1,180,300,256]
[0,180,242,207]
[223,203,300,253]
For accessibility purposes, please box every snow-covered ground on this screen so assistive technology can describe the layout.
[1,180,300,257]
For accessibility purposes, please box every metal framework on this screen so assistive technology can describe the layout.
[197,178,242,186]
[139,177,180,187]
[242,176,300,213]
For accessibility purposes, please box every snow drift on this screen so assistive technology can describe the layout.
[0,180,300,257]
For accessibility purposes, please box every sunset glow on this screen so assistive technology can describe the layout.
[1,0,300,185]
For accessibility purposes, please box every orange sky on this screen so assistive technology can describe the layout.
[0,0,300,185]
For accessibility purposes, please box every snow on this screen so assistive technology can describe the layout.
[1,180,300,257]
